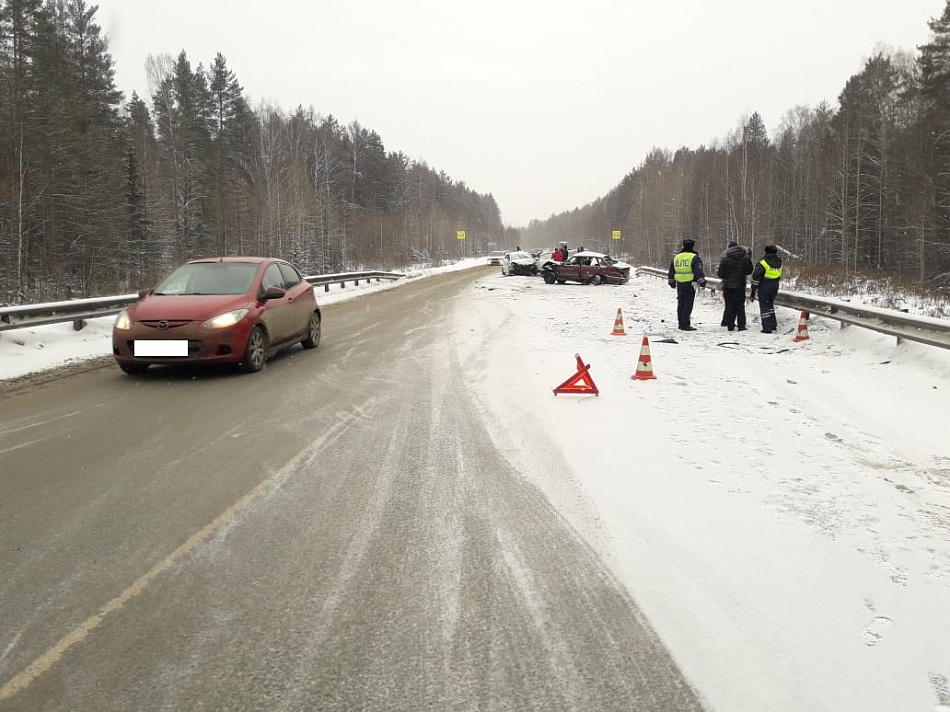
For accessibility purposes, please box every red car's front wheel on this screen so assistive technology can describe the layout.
[239,326,267,373]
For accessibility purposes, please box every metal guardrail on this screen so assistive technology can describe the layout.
[306,271,404,293]
[637,266,950,350]
[0,271,404,333]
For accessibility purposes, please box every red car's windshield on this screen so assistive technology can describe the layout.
[154,262,260,296]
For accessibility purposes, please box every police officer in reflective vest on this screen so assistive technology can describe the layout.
[749,244,783,333]
[667,238,707,330]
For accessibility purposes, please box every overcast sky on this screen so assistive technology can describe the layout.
[94,0,946,227]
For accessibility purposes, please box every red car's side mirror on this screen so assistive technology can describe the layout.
[263,286,286,300]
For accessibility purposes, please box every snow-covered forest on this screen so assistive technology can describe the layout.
[0,0,507,302]
[522,8,950,293]
[4,0,950,304]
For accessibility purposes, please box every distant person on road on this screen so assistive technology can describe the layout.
[717,240,753,331]
[552,246,566,261]
[667,238,707,331]
[749,244,783,333]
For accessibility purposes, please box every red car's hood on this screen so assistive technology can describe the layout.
[129,293,252,321]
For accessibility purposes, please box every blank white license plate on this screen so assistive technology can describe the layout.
[134,340,188,357]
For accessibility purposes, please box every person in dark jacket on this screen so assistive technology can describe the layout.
[667,238,707,330]
[717,240,753,331]
[749,244,783,333]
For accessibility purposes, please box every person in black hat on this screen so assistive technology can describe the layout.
[667,238,707,330]
[717,240,753,331]
[749,245,783,333]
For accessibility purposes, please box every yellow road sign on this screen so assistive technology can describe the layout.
[612,230,622,241]
[457,230,466,240]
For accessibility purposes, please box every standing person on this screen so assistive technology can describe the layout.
[717,240,753,331]
[749,244,783,333]
[552,245,565,262]
[667,238,707,331]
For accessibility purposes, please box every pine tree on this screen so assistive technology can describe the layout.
[152,50,213,260]
[207,52,253,255]
[0,0,44,299]
[916,0,950,276]
[59,0,125,292]
[738,112,770,250]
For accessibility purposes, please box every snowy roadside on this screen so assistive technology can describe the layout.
[460,271,950,712]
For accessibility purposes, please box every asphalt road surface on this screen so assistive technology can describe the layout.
[0,267,706,711]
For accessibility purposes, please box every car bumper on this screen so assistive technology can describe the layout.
[112,320,253,366]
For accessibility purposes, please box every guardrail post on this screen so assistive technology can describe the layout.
[73,319,87,331]
[897,308,909,345]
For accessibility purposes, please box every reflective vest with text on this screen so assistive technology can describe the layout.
[673,252,695,282]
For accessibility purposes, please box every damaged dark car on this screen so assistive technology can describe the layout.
[541,251,632,285]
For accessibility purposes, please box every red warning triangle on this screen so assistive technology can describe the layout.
[553,354,599,396]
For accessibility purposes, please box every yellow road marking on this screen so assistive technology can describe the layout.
[0,403,371,701]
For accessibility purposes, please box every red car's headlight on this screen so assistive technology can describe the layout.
[201,309,249,329]
[114,310,132,331]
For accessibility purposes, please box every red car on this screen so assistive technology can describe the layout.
[112,257,321,375]
[540,251,632,285]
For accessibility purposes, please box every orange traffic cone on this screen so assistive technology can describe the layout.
[611,308,627,336]
[793,312,810,342]
[553,354,600,396]
[631,337,657,380]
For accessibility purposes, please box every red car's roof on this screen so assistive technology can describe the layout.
[186,256,272,264]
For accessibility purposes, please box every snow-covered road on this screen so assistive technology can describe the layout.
[2,261,949,710]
